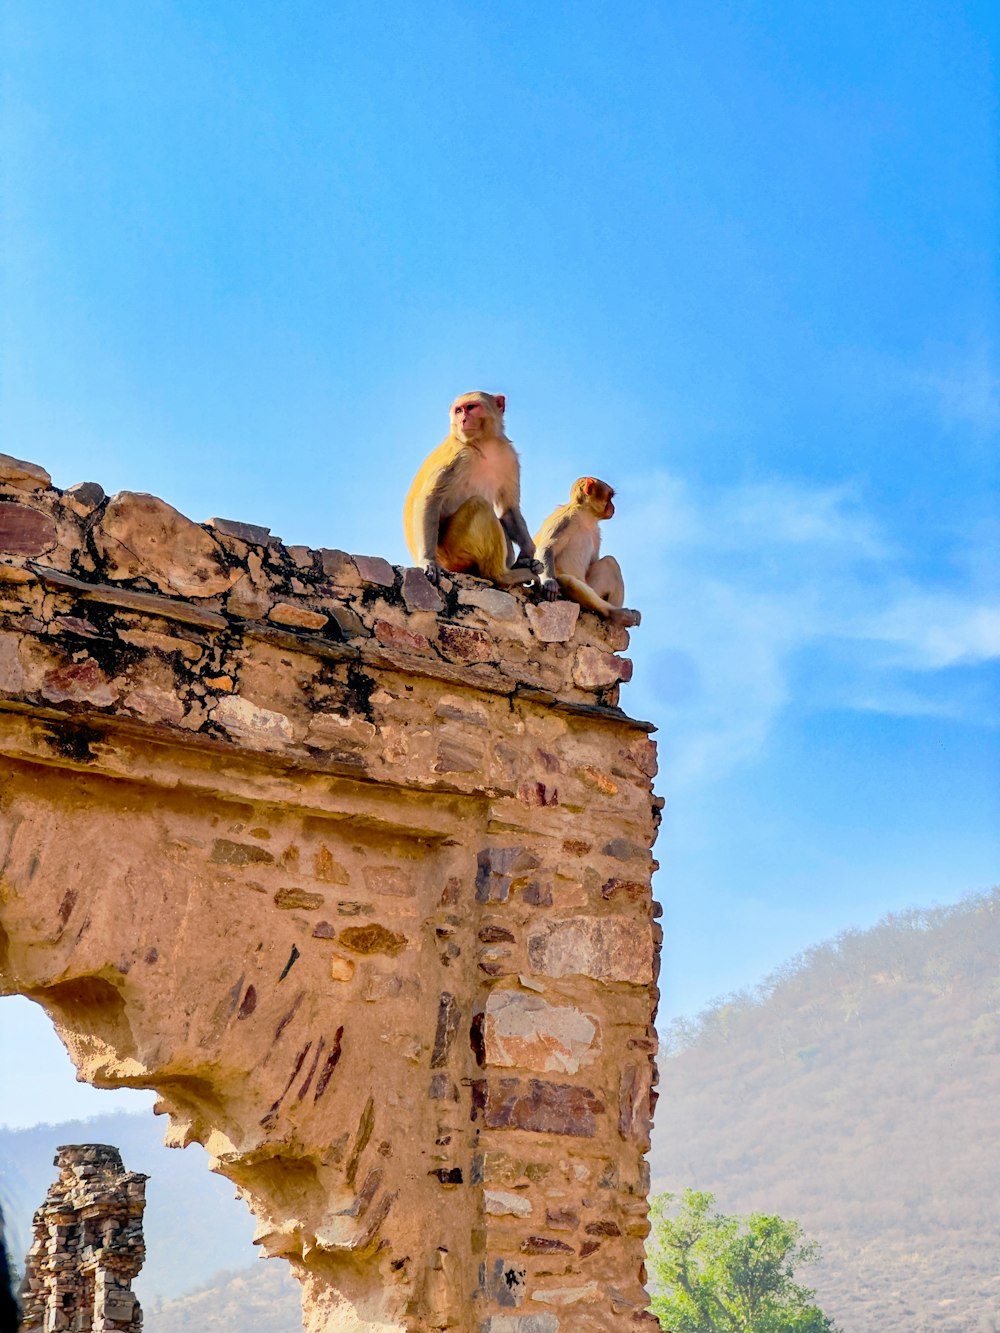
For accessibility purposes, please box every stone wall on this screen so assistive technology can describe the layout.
[20,1143,147,1333]
[0,453,662,1332]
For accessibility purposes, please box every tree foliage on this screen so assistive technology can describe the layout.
[647,1190,841,1332]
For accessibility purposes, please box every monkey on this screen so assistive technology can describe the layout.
[403,391,540,588]
[534,477,641,627]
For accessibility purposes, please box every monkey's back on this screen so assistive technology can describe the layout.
[404,436,475,561]
[535,502,601,579]
[404,435,518,561]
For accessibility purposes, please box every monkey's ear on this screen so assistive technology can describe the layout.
[583,477,598,495]
[493,394,506,416]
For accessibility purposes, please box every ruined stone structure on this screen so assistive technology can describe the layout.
[0,452,661,1331]
[20,1143,147,1333]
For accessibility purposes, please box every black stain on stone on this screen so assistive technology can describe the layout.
[260,1039,312,1127]
[344,662,377,720]
[278,943,300,981]
[431,1167,463,1186]
[237,985,257,1019]
[430,993,459,1069]
[469,1012,486,1068]
[480,1257,525,1308]
[296,1036,325,1101]
[273,990,304,1042]
[345,1096,375,1188]
[45,721,103,764]
[314,1026,344,1101]
[225,972,245,1015]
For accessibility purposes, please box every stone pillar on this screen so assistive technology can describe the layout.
[20,1144,147,1333]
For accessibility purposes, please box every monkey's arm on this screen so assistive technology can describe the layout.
[538,546,560,600]
[500,507,539,569]
[414,452,466,582]
[533,512,572,600]
[418,493,445,580]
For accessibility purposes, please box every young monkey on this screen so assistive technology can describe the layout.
[403,391,540,588]
[535,477,641,627]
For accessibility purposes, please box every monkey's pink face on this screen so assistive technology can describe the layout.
[452,399,488,438]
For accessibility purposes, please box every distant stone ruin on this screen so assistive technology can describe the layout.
[20,1144,147,1333]
[0,453,661,1331]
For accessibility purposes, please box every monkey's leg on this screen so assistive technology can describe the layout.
[439,499,534,587]
[558,573,641,627]
[587,556,626,607]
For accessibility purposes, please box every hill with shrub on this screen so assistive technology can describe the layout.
[649,888,1000,1332]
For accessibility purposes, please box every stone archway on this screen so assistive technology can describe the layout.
[0,455,660,1331]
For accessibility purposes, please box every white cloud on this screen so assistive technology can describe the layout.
[859,596,1000,670]
[614,471,999,789]
[922,350,1000,436]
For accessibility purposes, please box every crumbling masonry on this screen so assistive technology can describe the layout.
[20,1144,147,1333]
[0,452,661,1332]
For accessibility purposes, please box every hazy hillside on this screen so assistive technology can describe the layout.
[650,888,1000,1333]
[146,1261,300,1333]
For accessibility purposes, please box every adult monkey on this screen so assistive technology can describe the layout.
[404,392,540,588]
[535,477,641,627]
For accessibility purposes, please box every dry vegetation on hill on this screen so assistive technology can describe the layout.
[649,889,1000,1333]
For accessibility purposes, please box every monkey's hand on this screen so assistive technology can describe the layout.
[540,577,560,601]
[423,561,445,586]
[513,555,543,575]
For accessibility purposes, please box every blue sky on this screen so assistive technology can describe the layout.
[1,0,998,1127]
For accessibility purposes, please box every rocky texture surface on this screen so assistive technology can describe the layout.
[20,1144,147,1333]
[0,453,661,1331]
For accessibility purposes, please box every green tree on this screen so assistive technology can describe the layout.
[646,1190,841,1332]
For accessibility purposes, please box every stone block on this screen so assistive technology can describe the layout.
[602,838,647,861]
[338,923,408,956]
[484,990,600,1075]
[94,492,239,598]
[530,1281,600,1305]
[274,887,325,911]
[527,918,653,986]
[438,624,495,663]
[401,566,445,613]
[268,602,328,631]
[618,1061,653,1150]
[213,694,295,744]
[41,659,117,707]
[525,601,580,643]
[472,1078,605,1137]
[476,848,541,904]
[0,501,57,555]
[0,452,51,490]
[205,516,273,545]
[484,1189,533,1217]
[458,586,521,620]
[352,553,396,587]
[329,955,356,982]
[573,646,632,689]
[318,548,361,585]
[62,482,106,511]
[519,1236,574,1255]
[374,619,431,653]
[430,992,460,1068]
